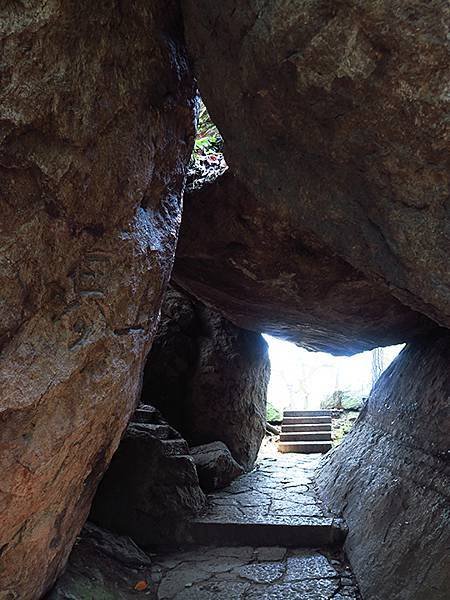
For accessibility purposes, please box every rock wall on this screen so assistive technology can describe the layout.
[174,170,433,355]
[182,0,450,331]
[317,329,450,600]
[0,2,194,598]
[142,286,270,470]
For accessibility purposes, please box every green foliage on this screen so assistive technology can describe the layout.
[342,394,364,410]
[193,100,224,157]
[321,389,364,411]
[332,411,360,446]
[266,402,282,422]
[188,99,227,190]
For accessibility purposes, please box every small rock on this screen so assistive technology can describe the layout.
[191,441,245,491]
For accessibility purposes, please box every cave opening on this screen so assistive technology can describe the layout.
[264,334,404,448]
[265,334,404,415]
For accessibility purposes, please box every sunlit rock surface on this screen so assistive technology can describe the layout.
[317,329,450,600]
[182,0,450,332]
[0,2,194,597]
[174,171,434,355]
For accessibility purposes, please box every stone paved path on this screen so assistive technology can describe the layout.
[189,450,345,546]
[149,447,359,599]
[150,545,359,599]
[201,452,331,521]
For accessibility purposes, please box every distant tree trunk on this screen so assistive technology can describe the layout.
[371,348,384,385]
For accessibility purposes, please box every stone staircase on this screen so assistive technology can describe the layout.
[278,410,333,453]
[132,404,191,456]
[90,403,206,546]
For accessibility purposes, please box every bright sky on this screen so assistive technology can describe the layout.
[264,334,404,411]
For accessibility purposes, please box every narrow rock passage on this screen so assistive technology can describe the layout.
[149,447,360,599]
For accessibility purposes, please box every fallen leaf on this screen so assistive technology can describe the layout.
[134,580,148,591]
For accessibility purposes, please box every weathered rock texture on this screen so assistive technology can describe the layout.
[317,329,450,600]
[182,1,450,333]
[47,523,155,600]
[142,286,270,470]
[191,441,245,491]
[175,171,433,354]
[0,2,194,598]
[90,405,206,546]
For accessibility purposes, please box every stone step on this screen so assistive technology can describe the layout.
[280,431,332,442]
[130,422,175,440]
[160,439,190,456]
[277,441,332,454]
[281,423,332,432]
[283,410,332,417]
[283,416,332,425]
[133,405,160,424]
[189,517,345,548]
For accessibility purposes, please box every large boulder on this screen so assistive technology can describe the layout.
[182,0,450,333]
[142,286,270,470]
[191,441,245,491]
[174,171,433,354]
[0,2,194,598]
[317,329,450,600]
[90,406,206,546]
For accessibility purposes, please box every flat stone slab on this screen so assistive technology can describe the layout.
[150,545,360,599]
[282,423,332,432]
[283,416,332,425]
[278,441,333,454]
[280,432,332,442]
[283,410,333,417]
[188,452,345,546]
